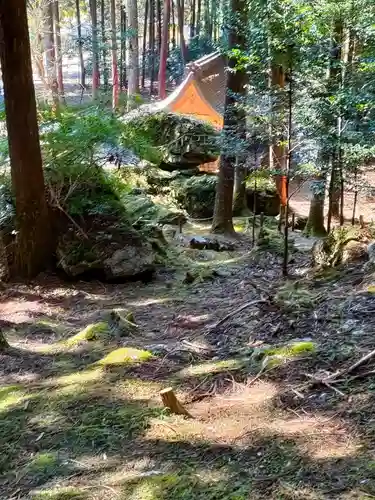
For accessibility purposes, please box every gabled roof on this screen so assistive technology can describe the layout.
[155,51,227,126]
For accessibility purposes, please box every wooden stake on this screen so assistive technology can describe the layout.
[359,214,365,229]
[291,213,295,231]
[160,388,193,418]
[260,212,264,231]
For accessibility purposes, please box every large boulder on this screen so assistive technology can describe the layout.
[121,112,219,171]
[56,216,156,280]
[121,192,185,226]
[171,174,217,218]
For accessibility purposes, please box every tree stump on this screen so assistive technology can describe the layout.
[160,387,193,418]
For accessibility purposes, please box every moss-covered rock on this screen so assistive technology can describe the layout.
[65,322,109,346]
[97,347,153,366]
[312,227,374,268]
[121,112,219,170]
[121,192,185,226]
[171,174,217,218]
[56,216,156,280]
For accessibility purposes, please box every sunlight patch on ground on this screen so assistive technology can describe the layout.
[30,486,86,499]
[96,347,153,366]
[65,322,109,347]
[113,379,163,400]
[43,368,104,388]
[128,297,179,307]
[176,358,245,378]
[0,385,31,412]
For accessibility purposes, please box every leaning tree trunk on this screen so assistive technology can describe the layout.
[44,1,59,109]
[127,0,140,108]
[110,0,119,109]
[212,0,248,234]
[75,0,86,88]
[176,0,187,67]
[0,0,53,278]
[90,0,100,99]
[158,0,170,98]
[51,1,65,104]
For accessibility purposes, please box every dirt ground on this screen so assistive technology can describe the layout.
[290,169,375,224]
[2,224,375,500]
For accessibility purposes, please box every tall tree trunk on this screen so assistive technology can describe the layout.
[176,0,187,66]
[120,4,127,89]
[90,0,100,99]
[44,1,59,108]
[149,0,156,94]
[212,0,248,234]
[233,164,248,215]
[270,63,287,207]
[51,1,65,103]
[305,182,327,236]
[157,0,162,53]
[110,0,119,109]
[327,19,343,231]
[101,0,109,88]
[196,0,201,36]
[158,0,170,98]
[0,0,52,278]
[141,0,149,88]
[171,0,176,48]
[76,0,86,88]
[127,0,140,107]
[190,0,196,39]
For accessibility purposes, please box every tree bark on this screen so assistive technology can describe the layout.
[158,0,170,98]
[157,0,162,53]
[101,0,109,89]
[51,1,65,103]
[176,0,187,66]
[149,0,156,94]
[190,0,196,39]
[233,164,248,215]
[141,0,149,89]
[44,1,59,109]
[305,191,327,237]
[110,0,119,109]
[90,0,100,99]
[75,0,86,88]
[196,0,201,37]
[120,4,127,89]
[171,0,176,48]
[0,0,52,278]
[212,0,248,234]
[127,0,140,107]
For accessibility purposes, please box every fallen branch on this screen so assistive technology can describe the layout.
[160,387,193,418]
[327,348,375,381]
[207,299,268,333]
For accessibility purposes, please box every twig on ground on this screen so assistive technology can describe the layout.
[327,347,375,381]
[206,299,268,333]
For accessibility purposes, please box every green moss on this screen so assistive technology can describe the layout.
[0,386,30,412]
[253,341,316,363]
[65,322,109,347]
[97,347,153,366]
[31,487,87,499]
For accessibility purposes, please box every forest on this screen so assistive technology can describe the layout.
[2,0,375,499]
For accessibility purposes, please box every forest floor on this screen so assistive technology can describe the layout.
[2,222,375,499]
